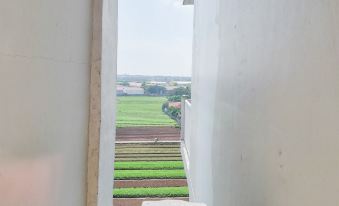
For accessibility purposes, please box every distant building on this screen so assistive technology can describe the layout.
[117,86,144,96]
[148,81,167,86]
[165,86,179,95]
[117,87,125,96]
[129,82,142,87]
[176,81,191,86]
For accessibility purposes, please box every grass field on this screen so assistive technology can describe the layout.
[113,187,189,198]
[114,161,184,170]
[116,96,176,127]
[114,169,186,180]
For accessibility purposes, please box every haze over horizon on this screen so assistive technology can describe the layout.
[118,73,192,78]
[118,0,194,77]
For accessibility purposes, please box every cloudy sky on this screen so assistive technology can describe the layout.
[118,0,194,77]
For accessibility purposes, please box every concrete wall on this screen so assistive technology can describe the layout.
[0,1,117,206]
[96,0,117,205]
[190,0,339,205]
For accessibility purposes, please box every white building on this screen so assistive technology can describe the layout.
[0,1,116,206]
[117,86,144,96]
[181,1,339,206]
[129,82,143,87]
[123,87,144,96]
[176,81,191,86]
[148,81,167,86]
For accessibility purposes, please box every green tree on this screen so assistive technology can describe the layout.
[121,81,129,86]
[173,87,191,97]
[145,85,166,95]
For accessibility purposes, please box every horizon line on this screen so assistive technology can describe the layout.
[117,74,192,77]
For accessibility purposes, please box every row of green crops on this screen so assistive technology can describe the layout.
[113,142,188,198]
[113,187,189,198]
[114,169,186,180]
[114,161,184,170]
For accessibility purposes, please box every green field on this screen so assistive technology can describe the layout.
[113,187,189,198]
[114,169,186,180]
[116,96,176,127]
[114,161,184,170]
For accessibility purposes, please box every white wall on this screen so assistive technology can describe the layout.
[97,0,117,205]
[0,1,116,206]
[190,0,339,205]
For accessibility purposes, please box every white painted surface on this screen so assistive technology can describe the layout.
[184,100,192,158]
[181,100,195,199]
[0,0,98,206]
[190,0,339,205]
[97,0,117,205]
[142,200,205,206]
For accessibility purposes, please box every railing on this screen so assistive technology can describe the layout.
[182,99,192,157]
[180,96,195,200]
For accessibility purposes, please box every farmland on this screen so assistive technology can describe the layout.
[113,140,189,203]
[116,96,176,128]
[114,98,188,205]
[113,187,189,198]
[114,169,186,180]
[114,161,184,170]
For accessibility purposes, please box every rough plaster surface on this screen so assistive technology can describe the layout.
[87,0,117,206]
[190,0,339,206]
[0,0,116,206]
[87,21,102,206]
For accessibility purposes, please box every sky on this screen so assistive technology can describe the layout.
[118,0,194,77]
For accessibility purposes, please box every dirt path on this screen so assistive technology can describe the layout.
[116,126,181,142]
